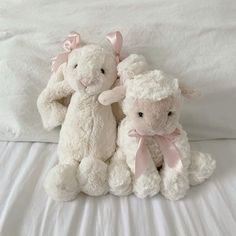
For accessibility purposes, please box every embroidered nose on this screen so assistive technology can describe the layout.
[80,78,91,87]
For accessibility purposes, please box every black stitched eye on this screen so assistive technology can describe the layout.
[74,64,78,69]
[101,68,105,74]
[168,111,173,116]
[138,112,144,118]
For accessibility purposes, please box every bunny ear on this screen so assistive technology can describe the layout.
[51,32,81,72]
[106,31,123,62]
[179,82,201,98]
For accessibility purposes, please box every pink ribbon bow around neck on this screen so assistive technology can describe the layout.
[51,32,80,73]
[128,128,182,178]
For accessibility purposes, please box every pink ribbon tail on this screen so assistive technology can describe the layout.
[51,32,80,73]
[128,129,152,179]
[128,128,182,178]
[106,31,123,64]
[51,52,70,72]
[155,135,181,168]
[134,137,151,178]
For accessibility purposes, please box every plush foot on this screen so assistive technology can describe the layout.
[189,151,216,186]
[44,164,80,201]
[160,168,189,201]
[78,158,108,196]
[108,161,132,196]
[133,170,161,198]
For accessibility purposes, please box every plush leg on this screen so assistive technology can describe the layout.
[189,151,216,186]
[78,158,109,196]
[108,149,132,196]
[160,163,189,201]
[133,162,161,199]
[44,162,80,201]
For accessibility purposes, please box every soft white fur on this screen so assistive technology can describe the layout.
[108,63,216,200]
[126,70,179,101]
[117,54,149,83]
[98,54,149,121]
[37,38,118,201]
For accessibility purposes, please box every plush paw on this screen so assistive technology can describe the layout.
[189,152,216,186]
[44,164,80,201]
[160,169,189,201]
[108,162,132,196]
[37,90,68,131]
[44,103,67,130]
[133,170,161,198]
[78,158,108,196]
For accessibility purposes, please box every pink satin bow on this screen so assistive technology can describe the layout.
[106,31,123,64]
[128,128,182,178]
[51,32,80,72]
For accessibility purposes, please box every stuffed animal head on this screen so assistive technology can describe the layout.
[117,54,149,84]
[123,70,183,136]
[98,54,149,106]
[54,31,123,96]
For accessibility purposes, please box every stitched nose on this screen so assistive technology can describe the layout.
[153,117,166,132]
[80,78,91,86]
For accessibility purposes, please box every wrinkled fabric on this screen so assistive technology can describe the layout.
[0,140,235,236]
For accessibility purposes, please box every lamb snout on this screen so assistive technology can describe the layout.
[148,114,168,135]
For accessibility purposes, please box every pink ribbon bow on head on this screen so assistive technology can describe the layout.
[106,31,123,64]
[128,128,182,178]
[51,32,80,72]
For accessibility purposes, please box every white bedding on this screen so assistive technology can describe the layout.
[0,140,235,236]
[0,0,236,142]
[1,1,236,235]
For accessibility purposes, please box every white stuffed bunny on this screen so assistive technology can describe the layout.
[106,66,216,200]
[37,31,123,201]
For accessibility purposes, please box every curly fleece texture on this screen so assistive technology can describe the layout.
[108,66,216,200]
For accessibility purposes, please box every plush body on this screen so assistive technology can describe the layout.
[106,63,216,200]
[37,32,122,201]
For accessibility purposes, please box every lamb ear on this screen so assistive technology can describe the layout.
[106,31,123,60]
[179,82,201,98]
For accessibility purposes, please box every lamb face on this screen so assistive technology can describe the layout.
[123,95,181,136]
[122,69,182,136]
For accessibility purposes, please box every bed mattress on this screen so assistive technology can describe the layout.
[0,140,235,236]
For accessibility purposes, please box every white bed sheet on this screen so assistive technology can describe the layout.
[0,140,235,236]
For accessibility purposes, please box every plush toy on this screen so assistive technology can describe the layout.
[98,54,149,122]
[105,65,216,200]
[37,31,123,201]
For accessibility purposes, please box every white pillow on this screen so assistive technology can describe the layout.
[0,0,235,142]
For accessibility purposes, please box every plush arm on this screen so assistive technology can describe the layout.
[98,85,126,106]
[37,65,74,130]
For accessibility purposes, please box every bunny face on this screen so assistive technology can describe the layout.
[64,44,117,95]
[123,94,181,136]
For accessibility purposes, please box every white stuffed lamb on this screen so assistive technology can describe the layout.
[37,31,123,201]
[105,66,216,200]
